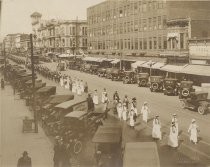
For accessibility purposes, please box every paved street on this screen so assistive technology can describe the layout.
[43,62,210,166]
[0,78,53,167]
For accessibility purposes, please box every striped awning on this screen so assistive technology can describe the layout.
[181,65,210,77]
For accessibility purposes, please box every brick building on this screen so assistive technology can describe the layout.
[87,0,210,58]
[30,12,88,54]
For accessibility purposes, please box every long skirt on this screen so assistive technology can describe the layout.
[142,111,148,123]
[93,96,99,105]
[152,124,162,140]
[130,116,135,127]
[168,133,178,148]
[72,85,76,93]
[117,107,122,120]
[190,129,198,143]
[122,111,127,121]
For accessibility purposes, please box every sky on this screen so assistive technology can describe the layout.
[0,0,104,41]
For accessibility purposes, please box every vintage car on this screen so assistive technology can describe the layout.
[180,91,210,115]
[137,73,149,87]
[123,142,160,167]
[122,71,136,84]
[163,78,179,96]
[92,125,122,167]
[105,68,113,79]
[179,81,195,99]
[98,68,107,77]
[111,69,124,81]
[90,65,100,75]
[82,64,92,73]
[149,76,164,92]
[57,61,66,71]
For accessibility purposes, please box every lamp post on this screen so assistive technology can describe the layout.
[30,34,38,133]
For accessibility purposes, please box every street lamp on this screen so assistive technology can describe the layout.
[29,33,38,133]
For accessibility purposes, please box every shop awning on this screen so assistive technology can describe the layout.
[140,61,156,68]
[58,54,74,58]
[97,58,107,63]
[83,56,100,62]
[111,59,120,64]
[131,61,146,69]
[151,62,166,69]
[161,64,187,73]
[181,65,210,77]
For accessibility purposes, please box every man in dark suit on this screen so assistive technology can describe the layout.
[17,151,32,167]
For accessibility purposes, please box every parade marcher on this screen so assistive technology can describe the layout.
[17,151,32,167]
[72,81,76,93]
[122,103,128,121]
[84,82,88,93]
[93,89,99,105]
[1,78,5,89]
[87,93,94,111]
[188,119,199,144]
[172,113,178,132]
[129,109,135,129]
[113,97,118,115]
[80,80,84,93]
[103,93,110,119]
[113,91,120,102]
[152,116,162,140]
[123,95,130,109]
[131,97,137,110]
[77,85,82,96]
[168,122,179,148]
[117,99,123,120]
[69,78,72,91]
[60,76,64,87]
[101,88,107,103]
[141,102,150,123]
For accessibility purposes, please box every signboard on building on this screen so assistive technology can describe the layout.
[189,39,210,57]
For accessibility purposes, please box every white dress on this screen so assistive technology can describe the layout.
[188,123,198,143]
[117,104,123,120]
[129,111,135,127]
[141,106,149,123]
[80,82,84,93]
[122,106,127,121]
[93,93,99,105]
[168,126,178,148]
[101,91,107,103]
[77,86,82,95]
[72,83,76,93]
[60,78,64,87]
[152,119,162,140]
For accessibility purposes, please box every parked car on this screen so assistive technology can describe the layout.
[149,76,164,92]
[90,65,100,75]
[123,71,136,84]
[137,73,149,87]
[98,68,107,77]
[111,69,124,81]
[105,68,113,79]
[163,78,179,96]
[179,81,195,99]
[180,91,210,115]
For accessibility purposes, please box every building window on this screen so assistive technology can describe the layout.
[72,27,76,35]
[163,36,167,49]
[139,38,143,50]
[134,20,138,32]
[149,18,152,30]
[135,38,138,50]
[143,38,147,50]
[153,17,157,30]
[180,33,184,49]
[163,15,167,28]
[128,39,131,50]
[158,37,162,49]
[143,19,147,31]
[158,16,162,29]
[143,2,147,12]
[119,9,123,17]
[149,37,152,49]
[153,37,157,49]
[131,21,133,32]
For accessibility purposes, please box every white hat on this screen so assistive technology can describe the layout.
[191,119,196,123]
[144,101,148,105]
[173,113,177,116]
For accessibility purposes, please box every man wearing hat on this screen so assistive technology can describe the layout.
[17,151,32,167]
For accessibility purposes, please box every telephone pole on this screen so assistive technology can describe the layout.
[30,34,38,133]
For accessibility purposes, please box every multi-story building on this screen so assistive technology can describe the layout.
[15,34,30,51]
[3,34,19,52]
[30,12,88,54]
[87,0,210,58]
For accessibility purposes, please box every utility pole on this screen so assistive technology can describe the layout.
[3,40,6,79]
[30,34,38,133]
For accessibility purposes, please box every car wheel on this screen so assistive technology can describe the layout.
[180,100,186,109]
[198,105,206,115]
[181,89,190,97]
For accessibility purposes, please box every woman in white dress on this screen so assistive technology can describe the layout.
[93,90,99,105]
[168,122,178,148]
[80,80,84,93]
[152,116,162,140]
[101,88,107,103]
[122,103,127,121]
[60,76,64,87]
[141,102,150,123]
[65,77,69,89]
[117,100,123,120]
[188,119,199,144]
[172,113,178,132]
[77,85,82,95]
[72,81,76,93]
[129,109,135,129]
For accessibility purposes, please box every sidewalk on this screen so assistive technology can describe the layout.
[0,85,53,167]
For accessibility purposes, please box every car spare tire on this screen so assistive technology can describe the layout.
[151,82,158,90]
[181,89,190,97]
[140,79,147,86]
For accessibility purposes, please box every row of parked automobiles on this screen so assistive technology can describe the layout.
[68,61,210,115]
